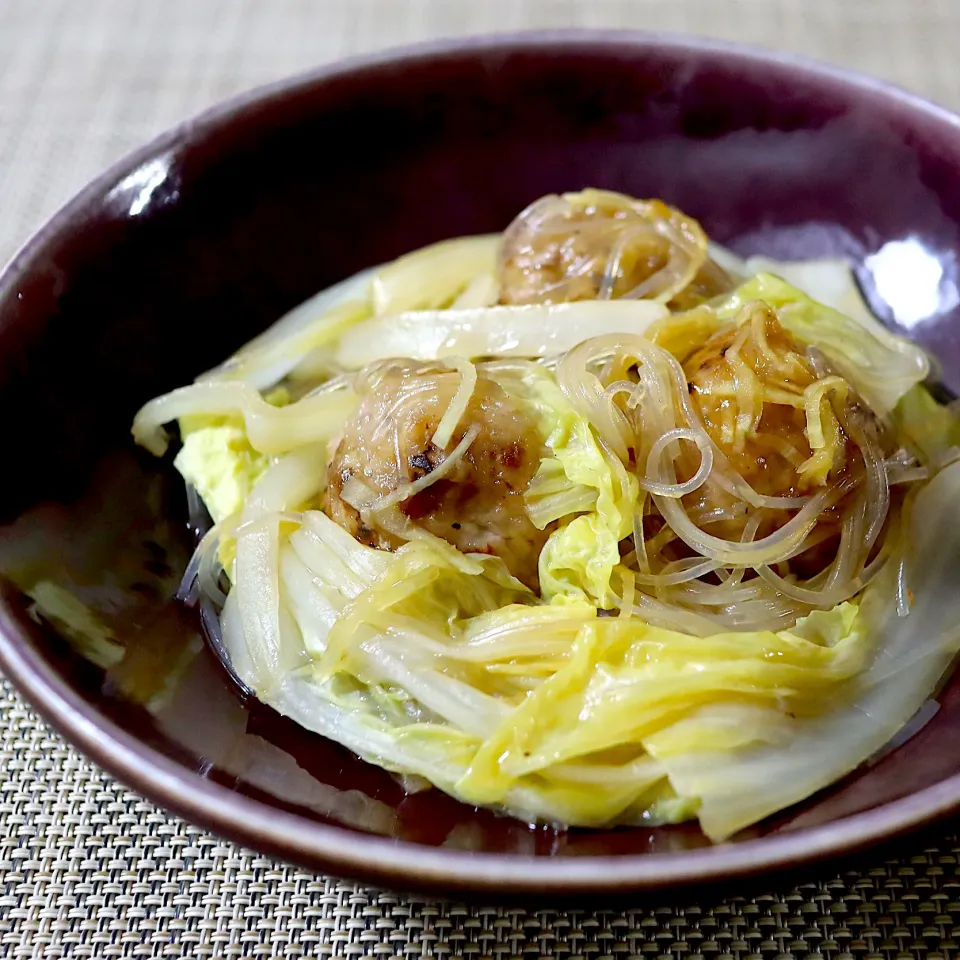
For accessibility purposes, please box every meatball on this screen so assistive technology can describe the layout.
[684,302,843,499]
[680,302,869,572]
[325,361,549,590]
[498,191,733,310]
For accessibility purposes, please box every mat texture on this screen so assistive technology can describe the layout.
[3,1,960,956]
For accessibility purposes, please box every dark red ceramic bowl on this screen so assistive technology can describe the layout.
[3,31,960,900]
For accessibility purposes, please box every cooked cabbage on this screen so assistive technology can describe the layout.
[131,189,960,841]
[714,272,929,414]
[206,461,960,838]
[335,301,668,368]
[521,372,639,607]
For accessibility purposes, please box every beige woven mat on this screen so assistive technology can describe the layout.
[3,0,960,955]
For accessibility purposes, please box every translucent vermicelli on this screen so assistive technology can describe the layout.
[133,189,960,842]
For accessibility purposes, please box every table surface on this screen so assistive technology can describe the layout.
[3,1,960,956]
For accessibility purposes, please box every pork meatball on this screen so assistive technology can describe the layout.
[325,361,549,589]
[498,191,733,310]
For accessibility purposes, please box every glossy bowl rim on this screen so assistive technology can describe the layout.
[3,28,960,895]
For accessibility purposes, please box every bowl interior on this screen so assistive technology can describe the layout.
[2,34,960,889]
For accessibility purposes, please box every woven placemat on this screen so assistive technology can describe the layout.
[4,677,960,958]
[3,0,960,955]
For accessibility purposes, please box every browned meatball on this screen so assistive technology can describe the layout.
[325,361,549,590]
[498,192,733,310]
[680,303,866,575]
[684,306,823,500]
